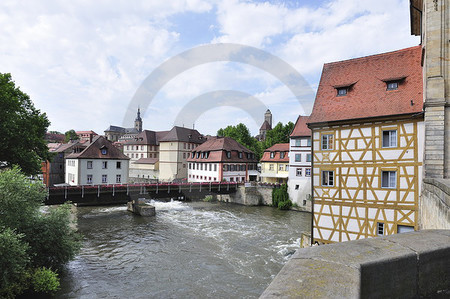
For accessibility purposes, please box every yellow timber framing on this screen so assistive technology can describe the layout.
[312,117,422,243]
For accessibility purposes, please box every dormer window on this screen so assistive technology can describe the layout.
[196,152,200,158]
[386,81,399,90]
[226,151,231,159]
[337,87,347,96]
[280,152,285,159]
[270,152,275,159]
[101,146,108,155]
[238,152,243,159]
[201,152,205,159]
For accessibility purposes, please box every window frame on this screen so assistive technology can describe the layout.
[321,170,334,187]
[321,134,334,150]
[382,129,398,148]
[87,161,93,169]
[386,81,399,91]
[381,170,397,189]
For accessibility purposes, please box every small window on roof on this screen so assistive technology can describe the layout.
[337,87,347,96]
[386,81,399,90]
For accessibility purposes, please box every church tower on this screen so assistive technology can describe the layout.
[135,108,143,132]
[264,109,272,127]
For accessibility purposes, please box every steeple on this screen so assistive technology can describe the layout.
[135,107,143,132]
[264,109,272,127]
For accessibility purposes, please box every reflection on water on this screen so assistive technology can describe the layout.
[57,200,310,298]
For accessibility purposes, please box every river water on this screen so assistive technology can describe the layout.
[57,200,311,298]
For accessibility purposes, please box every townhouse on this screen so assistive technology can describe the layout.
[260,143,289,184]
[187,136,258,182]
[308,46,424,243]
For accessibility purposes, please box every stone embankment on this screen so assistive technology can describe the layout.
[127,198,155,216]
[260,230,450,298]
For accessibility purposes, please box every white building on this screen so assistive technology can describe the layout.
[288,115,312,208]
[65,136,130,185]
[187,137,258,182]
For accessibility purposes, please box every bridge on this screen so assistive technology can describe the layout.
[45,182,241,206]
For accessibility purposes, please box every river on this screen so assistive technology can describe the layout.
[57,200,311,298]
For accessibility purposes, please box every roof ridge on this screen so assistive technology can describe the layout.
[324,45,421,67]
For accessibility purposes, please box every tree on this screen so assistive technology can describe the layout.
[217,123,263,159]
[0,167,81,297]
[0,73,51,175]
[64,129,79,143]
[263,121,294,149]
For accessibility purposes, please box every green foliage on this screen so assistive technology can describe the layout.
[64,129,79,143]
[0,73,51,175]
[217,123,263,159]
[31,267,60,294]
[0,167,81,297]
[0,228,30,298]
[272,184,292,210]
[263,121,295,149]
[203,195,214,202]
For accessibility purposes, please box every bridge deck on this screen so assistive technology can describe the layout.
[45,182,242,205]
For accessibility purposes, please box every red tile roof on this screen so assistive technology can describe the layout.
[308,46,423,125]
[134,158,159,164]
[260,143,289,162]
[66,136,129,160]
[290,115,311,137]
[186,137,257,163]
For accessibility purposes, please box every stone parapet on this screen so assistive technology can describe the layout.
[260,230,450,298]
[421,178,450,229]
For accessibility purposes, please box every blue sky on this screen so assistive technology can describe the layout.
[0,0,419,136]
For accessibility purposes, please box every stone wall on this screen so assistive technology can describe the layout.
[260,230,450,298]
[421,178,450,229]
[216,185,273,206]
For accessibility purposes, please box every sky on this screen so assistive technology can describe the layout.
[0,0,420,136]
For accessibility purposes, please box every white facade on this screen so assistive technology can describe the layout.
[188,162,221,182]
[66,158,129,185]
[288,136,312,207]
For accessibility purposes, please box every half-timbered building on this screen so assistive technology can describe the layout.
[308,46,424,243]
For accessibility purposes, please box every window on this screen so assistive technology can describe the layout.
[214,164,217,172]
[141,146,144,150]
[116,175,121,183]
[377,222,384,236]
[87,174,92,184]
[295,185,299,190]
[183,164,186,168]
[200,164,203,170]
[238,152,242,159]
[295,154,301,162]
[87,161,93,169]
[305,168,311,177]
[295,139,301,146]
[102,174,107,183]
[382,130,397,148]
[322,171,334,187]
[189,163,191,170]
[102,161,108,169]
[141,154,144,158]
[285,165,289,171]
[306,154,312,162]
[296,168,302,176]
[196,152,200,158]
[101,148,108,155]
[131,153,134,158]
[279,164,284,171]
[381,171,396,188]
[183,153,186,159]
[201,152,205,159]
[280,152,285,159]
[209,164,212,171]
[226,151,231,158]
[306,137,311,146]
[321,134,334,150]
[184,143,186,149]
[270,152,275,159]
[116,161,121,169]
[269,164,274,171]
[386,81,398,90]
[337,87,347,96]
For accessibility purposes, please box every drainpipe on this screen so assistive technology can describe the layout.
[310,131,315,246]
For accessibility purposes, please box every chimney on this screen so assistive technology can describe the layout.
[89,134,93,143]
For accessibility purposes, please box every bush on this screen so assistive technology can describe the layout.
[0,228,31,298]
[0,167,81,296]
[32,267,60,294]
[272,184,292,210]
[203,195,214,202]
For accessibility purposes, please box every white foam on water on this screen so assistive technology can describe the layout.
[148,199,192,211]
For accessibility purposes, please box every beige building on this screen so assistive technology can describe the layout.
[123,130,168,182]
[158,126,205,181]
[260,143,290,184]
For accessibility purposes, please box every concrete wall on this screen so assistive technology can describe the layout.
[260,230,450,298]
[421,178,450,229]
